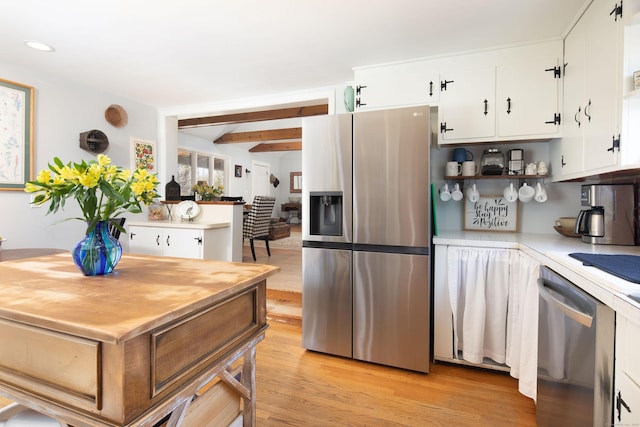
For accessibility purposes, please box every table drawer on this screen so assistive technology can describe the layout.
[0,319,100,409]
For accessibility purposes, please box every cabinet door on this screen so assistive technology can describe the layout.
[439,66,496,142]
[582,0,621,172]
[556,15,587,179]
[163,229,204,259]
[496,59,561,138]
[354,61,439,110]
[129,226,162,256]
[616,373,640,425]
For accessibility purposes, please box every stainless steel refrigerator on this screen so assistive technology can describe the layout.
[301,105,431,373]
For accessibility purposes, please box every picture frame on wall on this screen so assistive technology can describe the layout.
[130,137,156,172]
[0,78,34,190]
[235,165,242,177]
[464,195,518,232]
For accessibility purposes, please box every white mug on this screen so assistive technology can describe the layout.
[446,161,461,176]
[451,183,463,201]
[440,183,451,201]
[503,183,518,203]
[467,183,480,203]
[534,182,547,202]
[525,163,537,175]
[461,161,479,177]
[518,182,535,203]
[537,161,548,175]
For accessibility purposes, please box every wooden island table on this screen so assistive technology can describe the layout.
[0,252,279,426]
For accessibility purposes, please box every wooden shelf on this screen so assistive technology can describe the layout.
[444,174,547,180]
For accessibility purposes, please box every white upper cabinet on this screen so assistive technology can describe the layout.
[354,61,440,110]
[438,66,496,141]
[553,0,640,181]
[353,40,562,144]
[496,59,562,138]
[438,41,562,145]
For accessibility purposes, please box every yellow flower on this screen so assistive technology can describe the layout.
[25,156,160,235]
[36,169,51,184]
[118,169,132,181]
[58,165,78,182]
[133,169,150,180]
[97,154,111,167]
[24,182,40,193]
[78,169,100,188]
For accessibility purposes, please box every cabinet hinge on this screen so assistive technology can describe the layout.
[545,66,562,78]
[440,122,453,133]
[607,135,621,153]
[545,113,561,126]
[355,85,367,109]
[441,80,454,91]
[610,1,623,21]
[616,390,631,422]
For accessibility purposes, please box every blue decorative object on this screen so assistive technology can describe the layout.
[72,221,122,276]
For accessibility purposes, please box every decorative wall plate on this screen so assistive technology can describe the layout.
[176,200,200,220]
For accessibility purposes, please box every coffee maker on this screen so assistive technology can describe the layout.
[575,184,636,245]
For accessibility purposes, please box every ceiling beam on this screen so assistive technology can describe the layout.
[249,142,302,152]
[214,128,301,144]
[178,104,328,128]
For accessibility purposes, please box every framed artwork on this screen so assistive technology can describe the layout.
[464,195,518,232]
[235,164,242,177]
[130,137,156,172]
[0,78,34,190]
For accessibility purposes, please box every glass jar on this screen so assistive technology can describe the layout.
[481,148,505,175]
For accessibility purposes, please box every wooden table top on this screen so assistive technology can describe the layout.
[0,248,66,262]
[0,253,279,344]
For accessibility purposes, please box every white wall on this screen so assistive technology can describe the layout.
[430,140,583,234]
[0,61,158,250]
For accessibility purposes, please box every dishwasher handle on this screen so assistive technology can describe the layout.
[537,278,594,328]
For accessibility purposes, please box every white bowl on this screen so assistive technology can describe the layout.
[288,197,301,203]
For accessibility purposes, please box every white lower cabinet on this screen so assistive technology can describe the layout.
[129,225,228,260]
[615,315,640,424]
[433,243,540,400]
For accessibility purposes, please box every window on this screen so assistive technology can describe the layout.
[177,149,228,196]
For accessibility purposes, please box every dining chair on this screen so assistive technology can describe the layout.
[108,218,126,240]
[243,196,276,261]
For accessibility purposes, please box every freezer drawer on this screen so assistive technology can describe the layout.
[302,247,352,358]
[353,251,430,373]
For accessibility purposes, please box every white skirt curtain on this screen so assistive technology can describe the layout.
[506,251,540,401]
[446,246,511,364]
[446,246,540,401]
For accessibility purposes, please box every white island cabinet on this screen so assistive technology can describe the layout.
[128,221,230,261]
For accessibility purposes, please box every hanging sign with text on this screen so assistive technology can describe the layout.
[464,196,518,232]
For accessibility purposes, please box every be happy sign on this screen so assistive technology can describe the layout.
[464,196,518,232]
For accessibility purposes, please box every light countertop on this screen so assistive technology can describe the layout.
[434,230,640,324]
[128,220,231,230]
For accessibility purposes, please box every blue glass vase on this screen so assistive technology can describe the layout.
[72,221,123,276]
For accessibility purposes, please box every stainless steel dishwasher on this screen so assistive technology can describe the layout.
[536,266,615,427]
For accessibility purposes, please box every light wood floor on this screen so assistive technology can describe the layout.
[256,321,537,426]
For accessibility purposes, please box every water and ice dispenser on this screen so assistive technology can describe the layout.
[309,192,343,236]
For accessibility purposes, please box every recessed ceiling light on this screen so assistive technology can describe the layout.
[24,40,55,52]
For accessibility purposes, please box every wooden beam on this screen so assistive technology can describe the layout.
[249,142,302,152]
[215,128,301,144]
[178,105,328,128]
